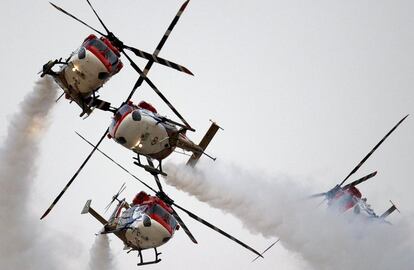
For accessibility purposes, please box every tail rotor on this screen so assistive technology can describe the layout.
[104,182,126,213]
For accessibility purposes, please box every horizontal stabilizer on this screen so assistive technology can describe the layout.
[81,200,108,225]
[380,200,400,219]
[187,121,222,167]
[81,199,131,247]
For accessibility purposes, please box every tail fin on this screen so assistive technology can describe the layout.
[82,200,131,247]
[379,200,400,219]
[187,120,222,167]
[81,200,108,225]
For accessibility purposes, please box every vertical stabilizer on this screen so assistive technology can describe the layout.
[187,121,222,167]
[379,200,400,219]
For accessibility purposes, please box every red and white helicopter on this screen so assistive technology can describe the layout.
[40,0,215,219]
[310,115,408,222]
[40,0,193,117]
[105,101,221,175]
[81,160,263,265]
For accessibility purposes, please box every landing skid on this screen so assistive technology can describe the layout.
[137,248,162,266]
[133,155,167,176]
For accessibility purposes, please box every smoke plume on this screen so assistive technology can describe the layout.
[88,235,116,270]
[164,161,414,270]
[0,78,60,270]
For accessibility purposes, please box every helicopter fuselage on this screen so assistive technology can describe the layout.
[43,34,123,115]
[108,192,178,250]
[328,186,362,212]
[108,102,201,161]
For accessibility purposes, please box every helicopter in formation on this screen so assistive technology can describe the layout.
[106,101,222,175]
[40,0,222,220]
[310,115,408,222]
[40,1,193,117]
[81,158,263,265]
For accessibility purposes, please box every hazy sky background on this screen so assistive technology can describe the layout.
[0,0,413,269]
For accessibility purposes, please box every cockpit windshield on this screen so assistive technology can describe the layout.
[105,49,118,67]
[85,38,119,69]
[109,104,134,136]
[147,204,177,230]
[86,39,108,52]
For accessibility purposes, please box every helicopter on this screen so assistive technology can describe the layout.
[81,167,263,265]
[105,101,222,176]
[40,0,193,117]
[310,115,408,222]
[40,0,211,219]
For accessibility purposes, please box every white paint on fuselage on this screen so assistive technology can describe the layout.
[116,205,172,250]
[64,48,109,95]
[114,109,173,155]
[124,218,172,249]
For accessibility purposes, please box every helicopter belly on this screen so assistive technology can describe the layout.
[114,112,172,156]
[125,219,172,250]
[64,49,109,95]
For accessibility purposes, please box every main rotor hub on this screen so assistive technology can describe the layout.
[107,32,124,50]
[156,191,174,205]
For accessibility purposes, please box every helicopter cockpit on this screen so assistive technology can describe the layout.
[82,34,123,74]
[108,103,137,139]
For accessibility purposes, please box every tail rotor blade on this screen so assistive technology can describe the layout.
[49,2,106,36]
[339,115,409,187]
[104,182,126,213]
[172,202,263,257]
[40,129,109,219]
[342,171,377,190]
[308,192,327,199]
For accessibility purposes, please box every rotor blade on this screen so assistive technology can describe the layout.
[308,192,327,199]
[342,171,377,190]
[123,45,193,76]
[40,129,108,220]
[172,202,263,257]
[339,115,409,187]
[49,2,106,36]
[86,0,193,77]
[146,157,164,192]
[171,208,198,244]
[252,239,280,262]
[75,131,157,193]
[84,0,110,34]
[114,182,127,197]
[127,0,191,102]
[121,50,194,131]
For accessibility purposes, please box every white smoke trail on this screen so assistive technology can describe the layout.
[0,78,61,270]
[164,161,414,270]
[88,235,116,270]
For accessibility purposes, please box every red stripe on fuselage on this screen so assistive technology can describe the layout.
[112,111,132,138]
[149,213,173,235]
